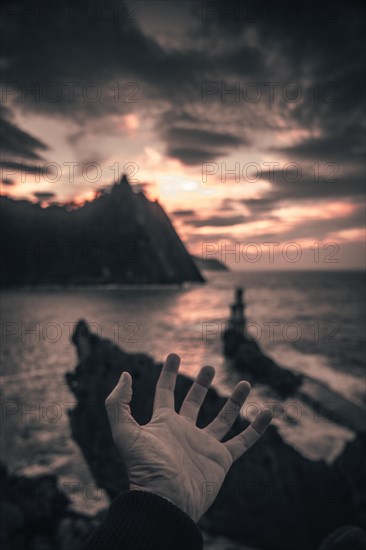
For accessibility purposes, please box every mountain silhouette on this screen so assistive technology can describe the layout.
[1,175,204,285]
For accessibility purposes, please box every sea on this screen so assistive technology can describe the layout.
[1,270,365,514]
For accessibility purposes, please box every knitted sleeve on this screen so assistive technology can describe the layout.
[83,490,203,550]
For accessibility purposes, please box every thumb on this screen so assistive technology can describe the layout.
[105,372,140,446]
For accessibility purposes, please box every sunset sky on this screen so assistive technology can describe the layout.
[1,0,365,269]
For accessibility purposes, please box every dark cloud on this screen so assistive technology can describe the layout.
[172,209,196,216]
[0,105,50,186]
[186,215,246,228]
[194,0,365,171]
[244,197,280,216]
[168,148,223,165]
[242,167,365,220]
[1,0,364,217]
[219,198,236,211]
[0,160,50,175]
[166,127,245,148]
[271,126,365,166]
[1,0,206,118]
[2,0,362,176]
[250,204,365,243]
[164,127,247,164]
[285,206,365,239]
[0,111,49,160]
[185,203,364,248]
[215,45,265,77]
[33,191,56,201]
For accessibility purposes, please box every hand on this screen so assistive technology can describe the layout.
[105,354,272,522]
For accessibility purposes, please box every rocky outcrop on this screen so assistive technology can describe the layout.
[66,320,366,550]
[223,289,366,433]
[223,288,302,396]
[224,328,302,396]
[0,460,276,550]
[0,175,204,285]
[0,462,100,550]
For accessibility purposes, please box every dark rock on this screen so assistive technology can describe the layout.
[318,525,366,550]
[0,175,204,286]
[0,462,97,550]
[66,320,366,550]
[224,329,302,397]
[332,436,366,527]
[223,289,302,397]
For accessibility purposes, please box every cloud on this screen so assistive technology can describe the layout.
[171,209,196,216]
[0,111,49,160]
[242,167,365,221]
[2,0,364,225]
[168,148,223,165]
[1,1,206,118]
[271,126,364,166]
[215,45,265,77]
[166,127,245,148]
[0,160,50,178]
[33,191,56,201]
[195,0,365,167]
[251,204,365,243]
[1,178,14,186]
[164,127,247,164]
[186,215,246,227]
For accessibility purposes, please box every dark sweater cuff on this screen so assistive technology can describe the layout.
[83,490,203,550]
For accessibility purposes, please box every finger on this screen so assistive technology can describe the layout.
[224,409,273,461]
[205,381,251,440]
[153,353,180,412]
[179,366,215,423]
[105,372,140,447]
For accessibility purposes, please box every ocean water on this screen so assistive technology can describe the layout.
[1,270,365,513]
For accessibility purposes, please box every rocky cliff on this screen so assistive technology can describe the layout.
[65,320,366,550]
[0,176,204,285]
[0,462,100,550]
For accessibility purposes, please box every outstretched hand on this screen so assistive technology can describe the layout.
[105,354,272,522]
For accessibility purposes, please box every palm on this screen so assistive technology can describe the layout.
[126,410,231,520]
[106,354,271,522]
